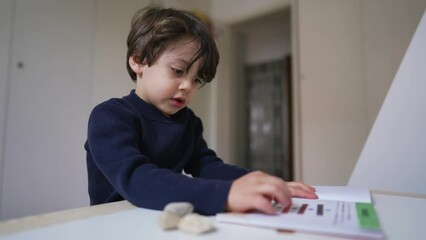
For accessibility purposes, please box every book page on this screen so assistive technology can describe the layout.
[315,186,371,203]
[217,198,383,239]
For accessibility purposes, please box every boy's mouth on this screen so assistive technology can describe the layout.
[170,97,186,107]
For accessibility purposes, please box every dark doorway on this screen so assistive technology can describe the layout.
[244,56,293,180]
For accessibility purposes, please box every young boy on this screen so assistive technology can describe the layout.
[85,6,317,216]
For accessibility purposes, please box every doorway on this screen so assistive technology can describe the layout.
[232,8,293,180]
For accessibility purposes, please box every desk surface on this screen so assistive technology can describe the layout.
[1,192,425,240]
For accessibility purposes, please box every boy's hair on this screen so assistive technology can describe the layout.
[126,7,219,83]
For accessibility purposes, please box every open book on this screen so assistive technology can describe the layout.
[216,186,384,239]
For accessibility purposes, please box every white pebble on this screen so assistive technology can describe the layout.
[158,211,181,230]
[164,202,194,217]
[178,213,215,234]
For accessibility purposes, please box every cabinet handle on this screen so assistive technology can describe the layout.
[17,61,24,69]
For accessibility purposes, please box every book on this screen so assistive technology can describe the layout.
[216,186,384,239]
[314,186,372,203]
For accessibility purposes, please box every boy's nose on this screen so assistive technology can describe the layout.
[178,78,194,91]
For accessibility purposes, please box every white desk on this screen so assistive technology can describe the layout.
[1,192,425,240]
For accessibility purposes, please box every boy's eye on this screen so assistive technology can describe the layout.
[194,78,206,88]
[171,67,184,75]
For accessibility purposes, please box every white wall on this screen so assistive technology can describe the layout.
[211,0,290,24]
[295,0,368,185]
[349,10,426,194]
[234,9,291,65]
[362,0,426,126]
[90,0,140,107]
[294,0,426,185]
[1,0,95,219]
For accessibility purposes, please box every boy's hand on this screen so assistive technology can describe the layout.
[225,171,317,214]
[287,181,318,199]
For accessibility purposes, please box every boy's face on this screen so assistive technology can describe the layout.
[131,37,203,117]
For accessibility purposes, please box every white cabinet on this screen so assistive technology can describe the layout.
[0,0,211,220]
[0,0,95,219]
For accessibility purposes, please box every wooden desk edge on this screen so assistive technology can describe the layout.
[370,189,426,199]
[0,201,136,235]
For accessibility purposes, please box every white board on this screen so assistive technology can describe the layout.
[348,11,426,195]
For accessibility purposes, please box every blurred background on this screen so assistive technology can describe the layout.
[0,0,425,220]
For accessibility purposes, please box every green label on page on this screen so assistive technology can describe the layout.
[356,202,380,229]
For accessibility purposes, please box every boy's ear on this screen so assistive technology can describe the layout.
[129,56,143,75]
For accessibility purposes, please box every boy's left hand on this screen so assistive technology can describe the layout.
[286,182,318,199]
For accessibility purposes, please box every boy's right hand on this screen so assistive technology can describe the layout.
[225,171,317,215]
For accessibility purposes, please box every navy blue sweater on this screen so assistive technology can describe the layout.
[85,90,249,215]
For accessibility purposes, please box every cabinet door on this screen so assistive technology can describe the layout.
[0,0,95,219]
[0,1,13,212]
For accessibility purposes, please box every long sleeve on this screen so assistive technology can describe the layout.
[85,92,248,215]
[184,116,250,180]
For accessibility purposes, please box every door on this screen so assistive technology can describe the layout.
[245,57,293,180]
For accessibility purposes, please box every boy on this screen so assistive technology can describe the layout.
[85,6,317,216]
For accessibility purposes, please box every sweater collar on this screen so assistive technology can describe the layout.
[125,90,187,122]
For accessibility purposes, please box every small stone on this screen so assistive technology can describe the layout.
[158,211,181,230]
[178,213,215,234]
[164,202,194,217]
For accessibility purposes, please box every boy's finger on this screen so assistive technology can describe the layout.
[288,182,318,198]
[266,185,293,210]
[289,186,318,199]
[252,196,278,215]
[255,181,292,203]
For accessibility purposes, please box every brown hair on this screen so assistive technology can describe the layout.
[126,7,219,83]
